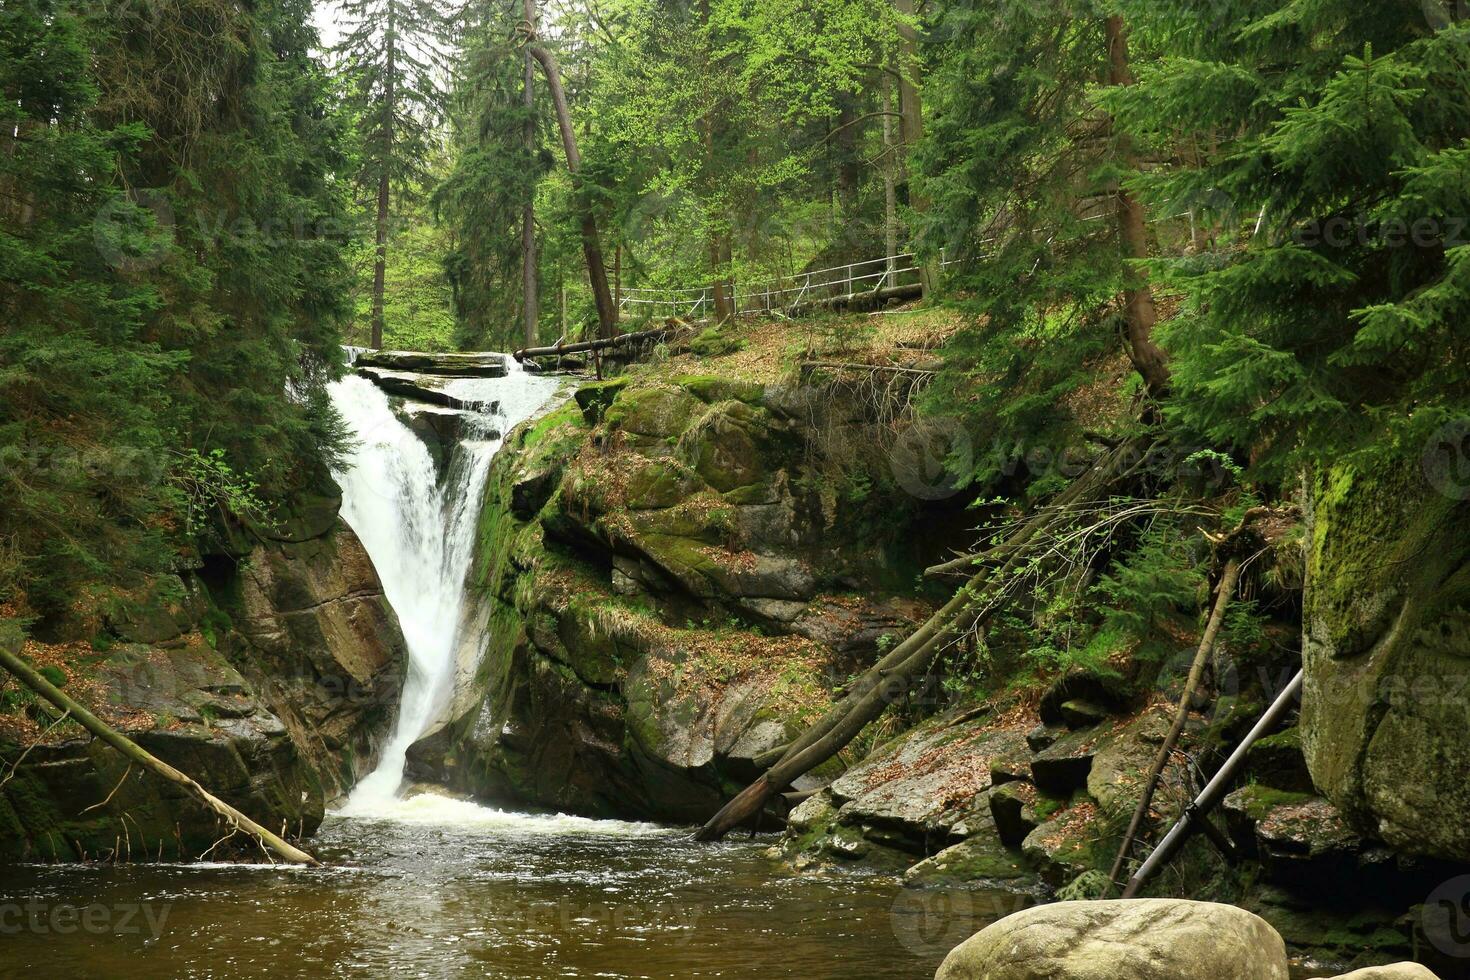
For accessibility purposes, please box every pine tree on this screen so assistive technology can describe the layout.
[1106,0,1470,478]
[435,0,548,349]
[334,0,455,349]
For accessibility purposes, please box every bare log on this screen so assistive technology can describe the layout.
[513,324,682,362]
[0,644,320,866]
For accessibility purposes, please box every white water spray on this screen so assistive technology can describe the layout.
[327,360,560,811]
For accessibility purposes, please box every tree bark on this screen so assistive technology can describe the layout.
[0,644,319,865]
[894,0,936,297]
[882,76,899,283]
[521,0,540,348]
[1105,14,1169,397]
[526,44,617,340]
[370,2,397,351]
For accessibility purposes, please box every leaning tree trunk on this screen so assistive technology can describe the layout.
[1105,14,1169,397]
[526,45,617,340]
[1106,557,1241,889]
[0,644,319,865]
[695,437,1152,841]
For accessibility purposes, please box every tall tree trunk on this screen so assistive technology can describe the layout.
[526,45,617,340]
[520,0,539,348]
[1105,14,1169,397]
[883,77,899,282]
[894,0,933,296]
[371,4,396,351]
[698,0,733,322]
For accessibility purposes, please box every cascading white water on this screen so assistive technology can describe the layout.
[327,359,561,812]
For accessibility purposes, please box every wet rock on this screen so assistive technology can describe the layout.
[573,377,630,423]
[989,780,1048,848]
[1021,802,1102,886]
[1038,668,1132,727]
[1026,723,1061,753]
[1086,712,1172,821]
[1222,786,1364,881]
[901,828,1037,892]
[826,714,1030,850]
[1058,698,1110,729]
[1,515,407,863]
[356,367,496,411]
[934,899,1291,980]
[1246,725,1315,794]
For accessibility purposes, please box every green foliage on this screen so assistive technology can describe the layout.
[167,449,275,535]
[1106,1,1470,478]
[1092,517,1207,653]
[0,0,352,623]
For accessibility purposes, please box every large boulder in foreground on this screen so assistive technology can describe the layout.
[934,899,1289,980]
[1300,456,1470,863]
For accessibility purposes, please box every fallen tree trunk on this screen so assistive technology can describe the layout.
[513,324,680,362]
[694,436,1153,842]
[0,644,320,866]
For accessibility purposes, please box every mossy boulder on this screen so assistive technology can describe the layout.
[901,828,1038,891]
[676,375,765,405]
[604,384,704,442]
[1300,455,1470,862]
[573,377,630,424]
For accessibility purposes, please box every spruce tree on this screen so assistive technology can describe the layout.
[334,0,455,348]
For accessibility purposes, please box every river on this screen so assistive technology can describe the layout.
[0,788,1016,977]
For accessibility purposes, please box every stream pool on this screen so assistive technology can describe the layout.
[0,791,1024,978]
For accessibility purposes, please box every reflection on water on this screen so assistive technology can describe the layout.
[0,792,1023,978]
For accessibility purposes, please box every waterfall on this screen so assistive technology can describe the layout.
[326,359,560,810]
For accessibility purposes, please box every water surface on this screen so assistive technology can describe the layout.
[0,792,1016,978]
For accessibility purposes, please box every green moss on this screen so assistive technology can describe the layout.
[1231,783,1314,822]
[688,323,747,357]
[525,400,587,448]
[676,375,764,404]
[572,378,630,425]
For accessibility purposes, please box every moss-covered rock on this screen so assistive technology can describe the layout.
[1300,454,1470,862]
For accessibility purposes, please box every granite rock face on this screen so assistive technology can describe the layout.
[0,517,406,862]
[1300,456,1470,863]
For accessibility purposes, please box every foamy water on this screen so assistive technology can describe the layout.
[328,358,561,811]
